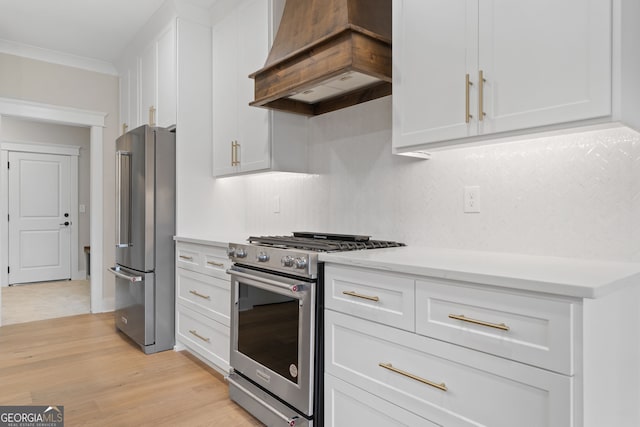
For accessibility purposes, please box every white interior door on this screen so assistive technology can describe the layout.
[8,151,71,284]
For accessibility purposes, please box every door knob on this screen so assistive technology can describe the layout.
[60,221,70,226]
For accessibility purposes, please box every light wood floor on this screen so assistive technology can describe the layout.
[0,313,263,426]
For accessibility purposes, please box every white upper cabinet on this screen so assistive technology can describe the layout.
[392,0,612,152]
[212,0,307,177]
[118,59,138,135]
[139,24,177,129]
[118,22,178,133]
[139,40,157,127]
[156,26,177,128]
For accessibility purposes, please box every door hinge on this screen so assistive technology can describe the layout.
[7,266,9,274]
[6,161,9,169]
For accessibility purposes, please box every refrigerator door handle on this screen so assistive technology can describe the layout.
[108,266,143,283]
[116,150,133,248]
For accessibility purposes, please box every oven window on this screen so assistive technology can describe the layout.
[238,283,300,384]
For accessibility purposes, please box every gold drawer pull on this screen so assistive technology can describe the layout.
[342,290,380,302]
[379,362,447,392]
[179,255,194,261]
[189,289,211,300]
[206,260,224,268]
[448,314,510,331]
[189,329,210,343]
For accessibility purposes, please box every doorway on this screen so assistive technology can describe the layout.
[0,97,107,327]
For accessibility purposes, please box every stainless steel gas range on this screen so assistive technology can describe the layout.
[226,232,405,427]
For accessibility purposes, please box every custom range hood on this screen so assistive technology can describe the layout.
[249,0,391,116]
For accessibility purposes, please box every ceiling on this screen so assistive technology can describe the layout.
[0,0,216,68]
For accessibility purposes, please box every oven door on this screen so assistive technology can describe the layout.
[229,265,315,417]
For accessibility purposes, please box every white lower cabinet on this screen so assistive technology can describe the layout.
[176,305,230,372]
[324,264,575,426]
[175,240,230,374]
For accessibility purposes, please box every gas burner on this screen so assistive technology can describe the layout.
[248,232,405,253]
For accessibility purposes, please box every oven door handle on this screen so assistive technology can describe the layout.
[227,269,301,293]
[226,374,299,426]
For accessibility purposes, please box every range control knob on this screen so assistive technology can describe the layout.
[293,257,308,270]
[281,255,294,267]
[257,251,270,262]
[226,247,236,257]
[235,248,247,258]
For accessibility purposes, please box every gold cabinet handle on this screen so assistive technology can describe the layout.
[206,260,224,268]
[465,73,473,123]
[231,140,241,166]
[342,290,380,302]
[179,255,194,261]
[149,105,156,126]
[189,289,211,300]
[448,314,509,331]
[478,70,486,121]
[189,329,210,343]
[122,123,128,135]
[379,362,447,392]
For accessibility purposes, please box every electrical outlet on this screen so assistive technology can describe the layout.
[464,186,480,213]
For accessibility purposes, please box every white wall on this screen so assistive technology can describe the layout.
[180,96,640,263]
[1,117,91,272]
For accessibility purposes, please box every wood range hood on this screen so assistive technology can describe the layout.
[249,0,391,116]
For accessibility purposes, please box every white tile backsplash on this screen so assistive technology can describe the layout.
[180,96,640,262]
[242,98,640,262]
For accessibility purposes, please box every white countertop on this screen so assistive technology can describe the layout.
[319,247,640,299]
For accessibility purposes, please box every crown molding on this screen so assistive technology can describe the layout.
[0,39,118,76]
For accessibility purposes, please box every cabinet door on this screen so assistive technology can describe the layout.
[119,69,130,134]
[119,59,139,131]
[156,25,176,128]
[139,41,157,127]
[393,0,478,149]
[129,60,140,128]
[212,8,240,177]
[236,0,271,173]
[479,0,611,134]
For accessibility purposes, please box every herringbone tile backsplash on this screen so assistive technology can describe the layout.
[243,98,640,262]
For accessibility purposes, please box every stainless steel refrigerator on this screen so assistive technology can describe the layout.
[109,125,176,354]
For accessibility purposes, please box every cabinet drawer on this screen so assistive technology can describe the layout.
[325,265,415,331]
[176,245,201,270]
[415,279,575,374]
[177,306,230,372]
[177,268,230,326]
[325,310,571,427]
[176,242,230,279]
[325,374,438,427]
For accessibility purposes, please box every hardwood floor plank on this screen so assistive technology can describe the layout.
[0,313,262,426]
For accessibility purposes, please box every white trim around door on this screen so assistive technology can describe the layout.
[0,97,107,324]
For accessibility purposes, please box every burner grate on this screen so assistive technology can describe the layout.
[248,235,405,252]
